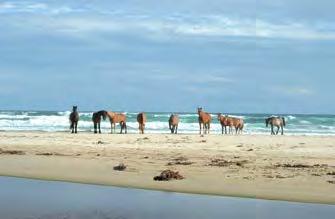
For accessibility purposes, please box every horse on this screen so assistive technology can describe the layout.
[265,116,286,135]
[137,112,146,134]
[217,113,229,134]
[107,112,127,134]
[92,110,107,134]
[218,114,244,135]
[197,107,212,135]
[69,106,79,134]
[169,114,179,134]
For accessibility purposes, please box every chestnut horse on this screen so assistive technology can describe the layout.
[218,114,244,135]
[266,116,286,135]
[197,107,212,135]
[92,110,107,134]
[107,112,127,134]
[169,114,179,134]
[69,106,79,134]
[137,112,146,134]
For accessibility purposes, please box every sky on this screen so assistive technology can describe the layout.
[0,0,335,114]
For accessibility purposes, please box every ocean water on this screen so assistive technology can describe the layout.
[0,111,334,135]
[1,176,334,219]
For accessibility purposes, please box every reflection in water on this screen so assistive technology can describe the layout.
[0,177,334,219]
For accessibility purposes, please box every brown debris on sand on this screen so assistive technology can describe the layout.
[0,148,25,155]
[208,158,248,167]
[327,171,335,176]
[153,170,184,181]
[113,163,127,171]
[327,180,335,184]
[275,163,328,168]
[36,152,54,156]
[167,156,194,166]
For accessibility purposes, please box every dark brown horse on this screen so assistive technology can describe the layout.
[266,116,286,135]
[169,114,179,134]
[69,106,79,134]
[92,110,107,134]
[137,112,146,134]
[198,107,212,135]
[107,112,127,134]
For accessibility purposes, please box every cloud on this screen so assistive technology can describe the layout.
[1,2,335,41]
[0,1,81,14]
[270,86,315,96]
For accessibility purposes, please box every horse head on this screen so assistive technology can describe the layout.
[102,111,108,120]
[72,106,77,112]
[265,118,270,127]
[217,113,222,120]
[197,107,203,114]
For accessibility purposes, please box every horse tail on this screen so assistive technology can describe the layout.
[282,117,286,126]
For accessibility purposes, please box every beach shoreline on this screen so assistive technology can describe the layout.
[0,132,334,204]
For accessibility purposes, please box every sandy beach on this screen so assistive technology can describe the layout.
[0,131,334,204]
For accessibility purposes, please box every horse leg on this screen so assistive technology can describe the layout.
[71,122,74,133]
[271,125,274,135]
[140,124,143,134]
[207,123,210,134]
[175,125,178,134]
[74,122,77,133]
[276,126,280,135]
[120,122,123,134]
[281,125,284,135]
[199,123,202,135]
[125,123,127,134]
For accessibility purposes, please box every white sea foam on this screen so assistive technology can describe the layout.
[0,111,334,135]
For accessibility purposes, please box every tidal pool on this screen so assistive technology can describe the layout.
[0,176,334,219]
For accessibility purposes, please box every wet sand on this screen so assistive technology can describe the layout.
[0,132,334,204]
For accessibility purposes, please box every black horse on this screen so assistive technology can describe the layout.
[69,106,79,134]
[92,110,107,134]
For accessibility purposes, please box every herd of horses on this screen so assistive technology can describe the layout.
[69,106,286,135]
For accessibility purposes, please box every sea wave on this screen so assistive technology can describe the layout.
[0,111,334,135]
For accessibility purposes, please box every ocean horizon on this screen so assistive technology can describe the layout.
[0,110,334,135]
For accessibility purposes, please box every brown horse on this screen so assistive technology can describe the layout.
[218,114,244,135]
[69,106,79,134]
[198,107,212,135]
[266,116,286,135]
[217,113,229,134]
[137,112,146,134]
[169,114,179,134]
[92,110,107,134]
[107,112,127,134]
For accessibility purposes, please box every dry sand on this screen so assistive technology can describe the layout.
[0,131,334,204]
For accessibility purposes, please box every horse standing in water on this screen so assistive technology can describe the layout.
[92,110,107,134]
[266,116,286,135]
[169,114,179,134]
[198,108,212,135]
[69,106,79,134]
[137,112,146,134]
[107,112,127,134]
[217,114,244,135]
